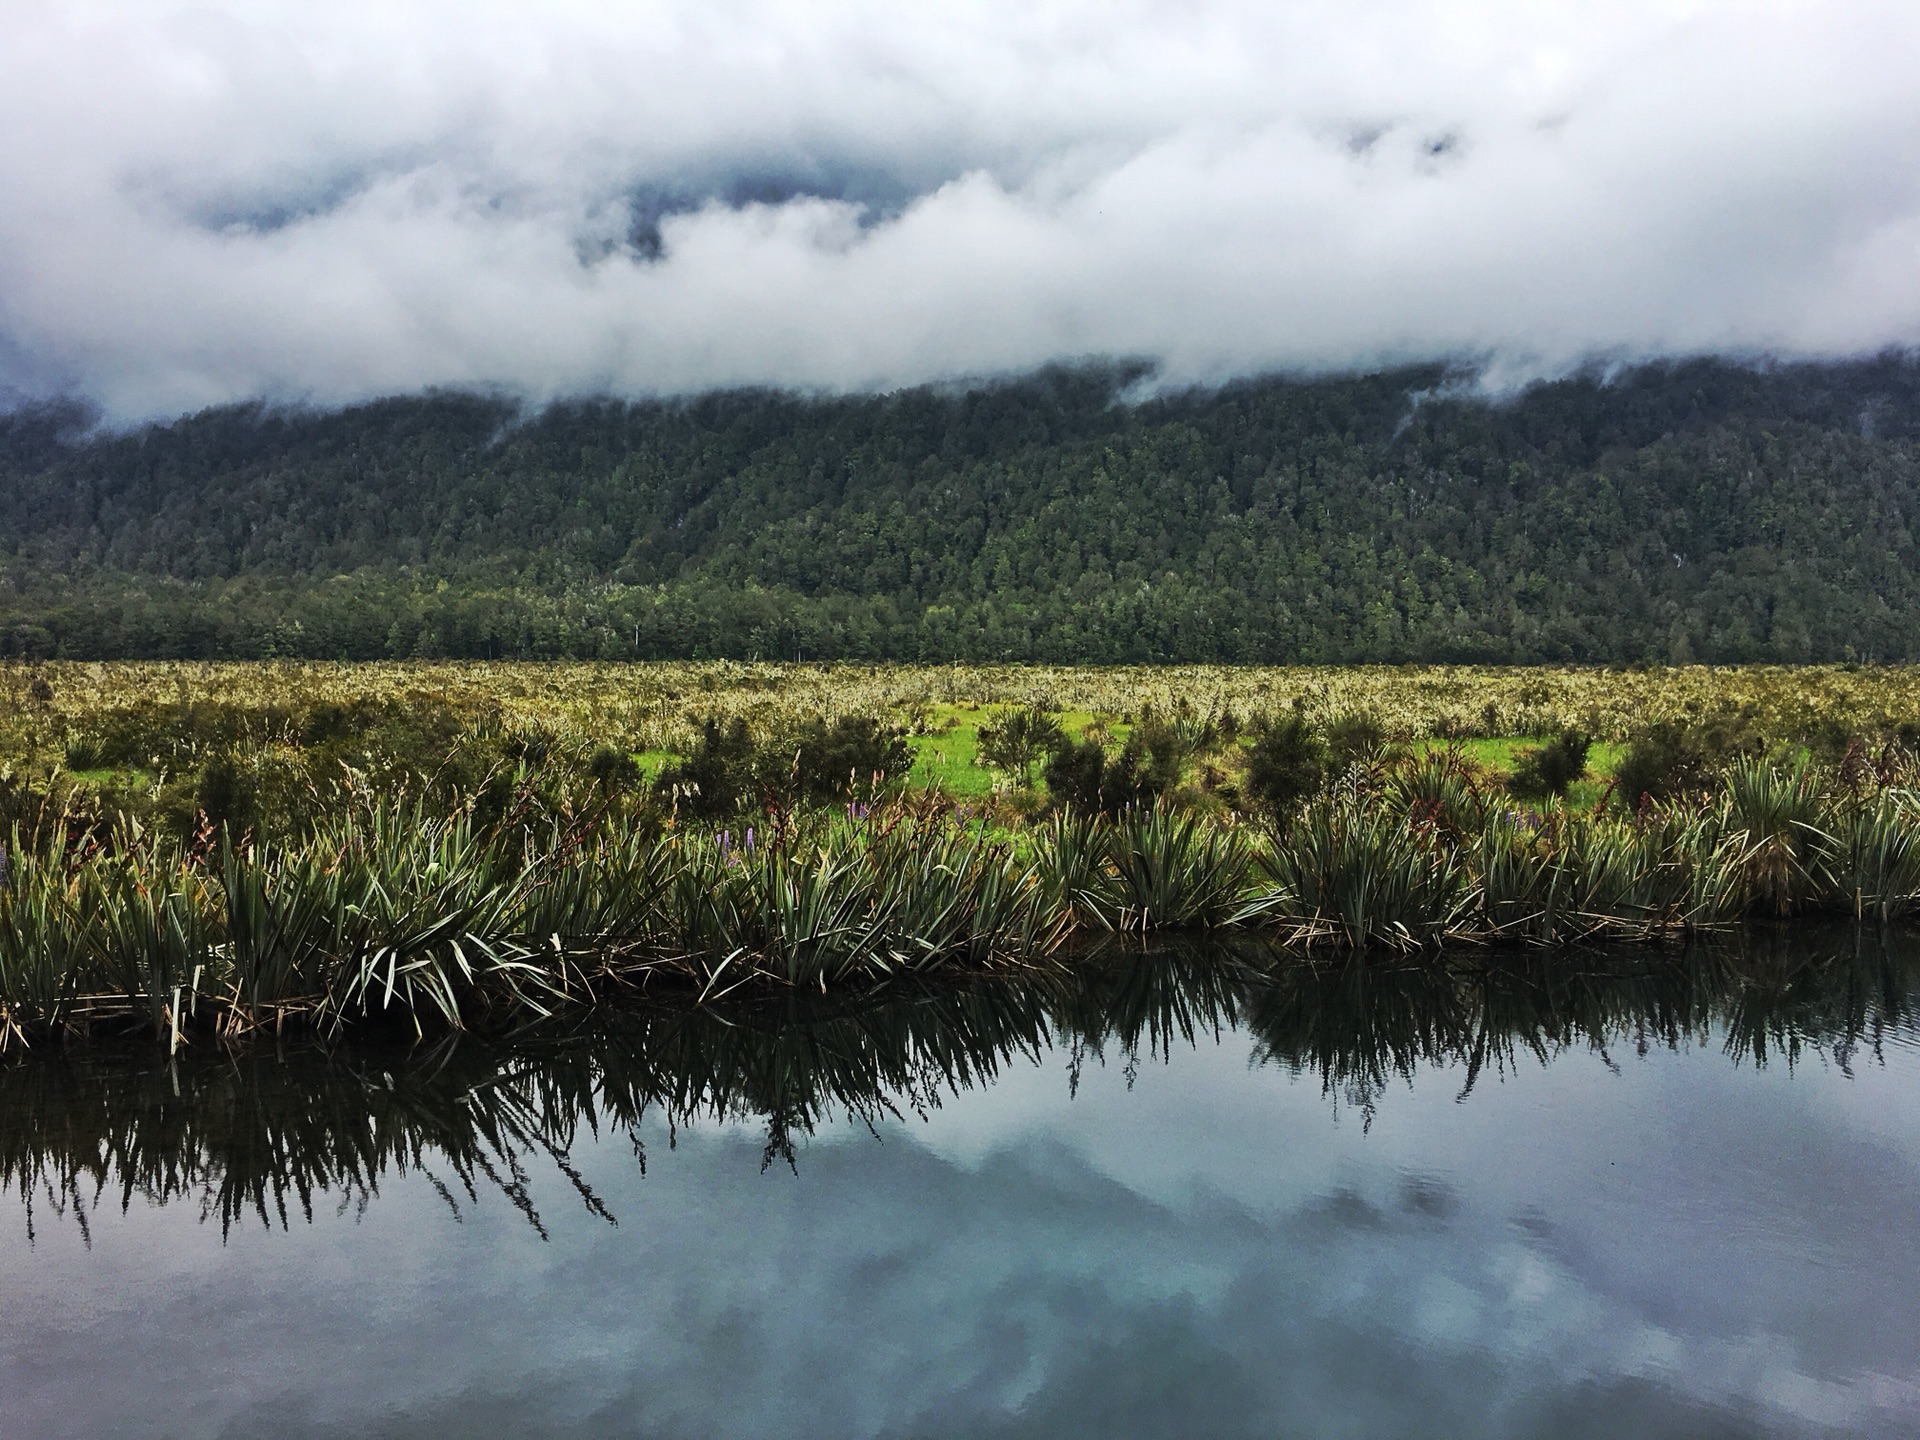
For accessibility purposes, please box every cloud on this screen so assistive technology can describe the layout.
[1,0,1917,417]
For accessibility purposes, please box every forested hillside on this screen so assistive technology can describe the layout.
[3,355,1919,662]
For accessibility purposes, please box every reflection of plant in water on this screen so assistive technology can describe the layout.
[3,929,1916,1238]
[1242,927,1920,1120]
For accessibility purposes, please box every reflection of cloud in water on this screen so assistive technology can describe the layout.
[3,1038,1910,1440]
[5,941,1920,1439]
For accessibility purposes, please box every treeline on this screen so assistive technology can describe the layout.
[4,354,1920,661]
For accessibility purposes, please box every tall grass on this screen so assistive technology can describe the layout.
[6,761,1920,1044]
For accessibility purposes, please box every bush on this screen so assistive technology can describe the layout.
[976,706,1065,787]
[1043,738,1108,813]
[63,733,108,773]
[655,713,910,816]
[657,717,758,819]
[1325,711,1387,769]
[1242,711,1327,821]
[786,715,912,805]
[1105,732,1182,808]
[1613,709,1763,808]
[195,755,258,836]
[1613,723,1694,807]
[1043,732,1179,815]
[1508,728,1593,802]
[586,744,642,794]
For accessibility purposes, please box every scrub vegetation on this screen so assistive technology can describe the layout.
[4,660,1920,1045]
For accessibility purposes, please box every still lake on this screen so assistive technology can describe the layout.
[3,932,1918,1439]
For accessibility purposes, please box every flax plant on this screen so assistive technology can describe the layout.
[1246,781,1476,949]
[1103,803,1252,931]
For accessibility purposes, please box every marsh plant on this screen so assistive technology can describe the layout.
[3,745,1918,1046]
[5,661,1920,1045]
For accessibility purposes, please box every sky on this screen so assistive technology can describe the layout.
[1,0,1917,419]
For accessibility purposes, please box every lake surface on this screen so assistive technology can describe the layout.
[4,932,1920,1439]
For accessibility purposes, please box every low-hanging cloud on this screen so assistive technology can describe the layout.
[2,0,1918,418]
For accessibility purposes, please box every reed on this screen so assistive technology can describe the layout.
[1103,803,1252,930]
[0,828,88,1039]
[1722,756,1831,915]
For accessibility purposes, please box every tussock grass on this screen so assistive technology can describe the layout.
[6,745,1920,1046]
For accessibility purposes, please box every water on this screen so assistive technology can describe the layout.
[4,932,1920,1439]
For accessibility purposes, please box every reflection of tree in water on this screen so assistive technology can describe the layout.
[4,927,1917,1237]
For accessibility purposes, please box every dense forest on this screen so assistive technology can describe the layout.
[2,354,1919,662]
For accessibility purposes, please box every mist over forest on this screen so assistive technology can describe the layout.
[5,4,1917,668]
[2,354,1917,664]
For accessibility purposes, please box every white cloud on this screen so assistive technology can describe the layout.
[0,0,1916,416]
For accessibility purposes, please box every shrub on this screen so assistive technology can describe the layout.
[63,733,108,773]
[1508,728,1593,802]
[1108,733,1181,807]
[785,715,912,805]
[1043,738,1109,813]
[1045,730,1181,815]
[976,706,1065,788]
[656,714,910,816]
[1612,710,1761,808]
[1325,711,1387,769]
[657,717,758,819]
[1242,710,1327,821]
[586,744,642,794]
[195,755,259,835]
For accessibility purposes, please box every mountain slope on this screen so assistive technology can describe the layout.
[3,356,1918,662]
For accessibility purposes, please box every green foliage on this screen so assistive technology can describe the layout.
[1041,730,1181,815]
[657,713,910,816]
[5,746,1920,1043]
[8,357,1920,662]
[1507,728,1593,801]
[10,661,1920,1045]
[1613,709,1765,807]
[1324,712,1389,769]
[975,706,1065,787]
[586,744,642,794]
[657,716,759,819]
[783,715,912,806]
[194,755,257,835]
[1242,710,1328,821]
[1246,783,1475,949]
[1041,738,1110,813]
[1722,757,1829,916]
[1102,804,1251,931]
